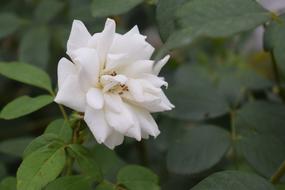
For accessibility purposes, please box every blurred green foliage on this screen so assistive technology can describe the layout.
[0,0,285,189]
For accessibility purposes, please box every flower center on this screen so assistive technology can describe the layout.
[98,71,129,95]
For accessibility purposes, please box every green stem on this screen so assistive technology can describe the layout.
[50,90,70,124]
[58,104,69,123]
[64,120,82,176]
[270,51,285,102]
[271,160,285,184]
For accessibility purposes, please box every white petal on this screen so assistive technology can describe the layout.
[124,104,142,141]
[125,25,140,36]
[86,88,104,110]
[126,79,161,103]
[104,130,124,149]
[84,106,112,143]
[110,31,154,62]
[73,48,100,85]
[98,18,116,64]
[54,75,86,112]
[57,58,77,89]
[153,55,170,75]
[143,91,175,113]
[120,60,154,78]
[105,53,128,71]
[141,74,168,88]
[134,107,160,137]
[67,20,91,57]
[104,93,134,133]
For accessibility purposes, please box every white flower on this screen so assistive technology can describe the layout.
[55,18,174,149]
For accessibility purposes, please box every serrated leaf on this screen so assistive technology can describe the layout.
[0,137,34,157]
[91,0,143,17]
[0,177,16,190]
[45,175,92,190]
[44,119,72,143]
[161,0,271,52]
[192,171,275,190]
[0,62,52,92]
[167,125,231,175]
[91,145,125,179]
[23,134,62,158]
[117,165,160,190]
[34,0,64,23]
[68,144,103,182]
[235,101,285,179]
[0,95,53,120]
[17,141,66,190]
[0,13,21,39]
[166,65,229,120]
[156,0,187,41]
[177,0,270,37]
[19,26,50,69]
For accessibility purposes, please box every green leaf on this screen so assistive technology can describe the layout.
[0,62,52,92]
[34,0,64,23]
[0,13,21,39]
[264,15,285,77]
[68,144,103,182]
[95,181,115,190]
[19,26,50,69]
[192,171,275,190]
[17,141,66,190]
[45,119,72,143]
[91,145,125,178]
[45,175,92,190]
[177,0,270,37]
[91,0,143,17]
[0,177,16,190]
[23,134,63,158]
[117,165,160,190]
[167,125,231,175]
[161,0,271,52]
[0,137,34,157]
[235,101,285,179]
[166,65,229,120]
[156,0,187,41]
[0,95,53,120]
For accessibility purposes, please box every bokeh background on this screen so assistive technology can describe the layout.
[1,0,285,189]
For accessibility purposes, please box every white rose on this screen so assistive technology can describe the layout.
[55,18,174,149]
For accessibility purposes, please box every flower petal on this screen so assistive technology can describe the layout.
[73,48,100,86]
[97,18,116,64]
[57,58,77,89]
[86,88,104,110]
[124,104,142,141]
[67,20,91,57]
[119,60,154,78]
[110,30,154,63]
[104,93,134,133]
[153,55,170,75]
[84,106,112,143]
[104,130,124,149]
[134,106,160,137]
[104,53,128,71]
[54,75,86,112]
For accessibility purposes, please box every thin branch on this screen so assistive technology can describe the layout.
[271,160,285,184]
